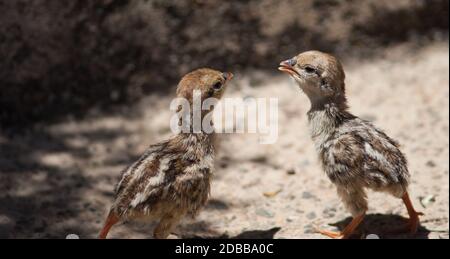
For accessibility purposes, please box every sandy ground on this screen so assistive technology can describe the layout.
[0,42,448,239]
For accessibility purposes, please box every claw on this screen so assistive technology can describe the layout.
[315,213,365,239]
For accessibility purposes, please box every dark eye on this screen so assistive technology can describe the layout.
[213,82,222,90]
[304,66,317,74]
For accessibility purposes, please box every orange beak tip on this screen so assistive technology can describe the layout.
[278,66,290,73]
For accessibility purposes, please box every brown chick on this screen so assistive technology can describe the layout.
[99,68,233,239]
[279,51,422,239]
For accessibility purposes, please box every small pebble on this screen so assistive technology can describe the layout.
[263,189,282,198]
[420,195,436,208]
[0,215,14,225]
[66,234,80,239]
[303,224,315,234]
[286,216,297,223]
[426,160,437,168]
[256,208,275,218]
[366,234,380,239]
[302,192,314,199]
[286,168,296,175]
[300,160,310,167]
[306,212,317,220]
[250,155,268,164]
[323,207,336,218]
[296,209,304,214]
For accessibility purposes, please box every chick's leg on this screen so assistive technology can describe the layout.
[99,212,120,239]
[316,185,368,239]
[401,192,423,234]
[153,213,183,239]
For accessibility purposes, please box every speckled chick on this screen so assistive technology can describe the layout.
[279,51,422,239]
[99,68,233,239]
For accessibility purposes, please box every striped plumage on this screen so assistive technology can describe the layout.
[114,134,214,217]
[279,51,422,238]
[308,104,409,217]
[99,68,233,239]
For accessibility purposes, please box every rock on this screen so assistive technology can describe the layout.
[296,209,304,214]
[302,192,314,199]
[250,155,268,164]
[304,224,315,234]
[286,168,296,175]
[300,160,310,167]
[323,207,337,218]
[286,216,297,223]
[219,161,229,169]
[366,234,381,239]
[256,208,275,218]
[66,234,80,239]
[420,195,436,208]
[306,212,317,220]
[263,189,282,198]
[426,160,437,168]
[0,215,13,225]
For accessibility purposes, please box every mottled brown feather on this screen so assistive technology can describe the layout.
[100,68,232,239]
[282,51,411,217]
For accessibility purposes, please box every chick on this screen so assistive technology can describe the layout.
[99,68,233,239]
[279,51,422,239]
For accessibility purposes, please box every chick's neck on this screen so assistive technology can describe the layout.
[306,94,354,140]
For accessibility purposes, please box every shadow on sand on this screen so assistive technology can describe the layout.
[328,213,431,239]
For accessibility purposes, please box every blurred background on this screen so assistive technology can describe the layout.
[0,0,448,239]
[1,0,448,126]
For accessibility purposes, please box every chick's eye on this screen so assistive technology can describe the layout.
[304,66,317,74]
[213,82,222,90]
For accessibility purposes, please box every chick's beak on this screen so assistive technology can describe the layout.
[278,59,299,77]
[223,72,234,81]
